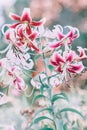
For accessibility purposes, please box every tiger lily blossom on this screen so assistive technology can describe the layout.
[2,8,46,52]
[50,51,84,73]
[4,24,40,52]
[49,25,79,49]
[9,8,46,28]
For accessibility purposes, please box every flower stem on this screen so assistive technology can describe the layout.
[42,53,58,130]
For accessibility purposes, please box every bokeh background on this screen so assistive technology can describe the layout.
[0,0,87,130]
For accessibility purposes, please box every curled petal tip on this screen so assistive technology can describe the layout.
[31,17,46,26]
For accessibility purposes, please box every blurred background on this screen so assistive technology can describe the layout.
[0,0,87,130]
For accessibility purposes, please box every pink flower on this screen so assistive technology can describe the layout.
[49,26,79,49]
[9,8,46,28]
[13,76,25,91]
[50,50,84,73]
[2,8,46,52]
[4,25,39,52]
[77,46,87,60]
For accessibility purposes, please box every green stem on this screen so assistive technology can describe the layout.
[42,53,58,130]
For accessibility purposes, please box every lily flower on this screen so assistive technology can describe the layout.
[4,24,40,52]
[49,25,79,49]
[9,8,46,28]
[76,46,87,60]
[50,50,84,74]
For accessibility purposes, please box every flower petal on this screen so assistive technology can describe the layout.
[27,41,39,52]
[66,51,74,62]
[26,26,32,35]
[9,23,20,28]
[57,32,65,40]
[77,47,87,60]
[67,63,84,73]
[31,18,46,26]
[53,52,65,63]
[21,8,32,22]
[9,12,20,21]
[17,26,24,37]
[5,30,11,40]
[50,59,58,66]
[56,65,63,73]
[29,31,38,41]
[49,41,62,48]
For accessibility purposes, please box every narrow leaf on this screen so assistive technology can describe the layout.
[32,94,46,104]
[57,108,84,118]
[51,93,68,103]
[30,116,53,127]
[39,127,53,130]
[34,107,53,117]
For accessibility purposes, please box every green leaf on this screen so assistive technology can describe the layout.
[51,93,69,103]
[30,116,53,127]
[48,65,54,72]
[34,54,41,61]
[32,94,47,104]
[34,107,53,117]
[63,124,68,130]
[57,108,84,118]
[39,127,54,130]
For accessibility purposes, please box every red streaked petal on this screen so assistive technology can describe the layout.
[54,52,65,63]
[66,51,74,62]
[31,18,46,26]
[9,23,20,28]
[56,65,63,73]
[17,83,23,91]
[16,41,24,46]
[67,30,74,38]
[72,34,79,39]
[0,61,2,66]
[9,12,20,21]
[57,32,65,40]
[17,26,24,37]
[66,27,79,40]
[67,63,84,73]
[26,26,32,35]
[67,68,76,73]
[50,59,58,66]
[27,41,39,52]
[77,47,86,57]
[5,30,11,40]
[15,76,21,83]
[21,8,32,22]
[49,41,62,48]
[29,31,38,41]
